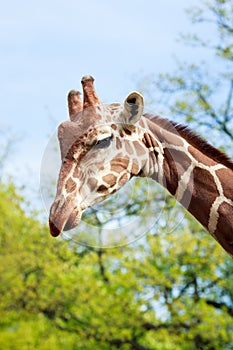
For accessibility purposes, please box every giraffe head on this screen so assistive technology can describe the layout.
[49,75,148,237]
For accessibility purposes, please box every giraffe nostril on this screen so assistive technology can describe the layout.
[97,185,109,193]
[49,218,61,237]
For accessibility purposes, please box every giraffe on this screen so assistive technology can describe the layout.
[49,75,233,257]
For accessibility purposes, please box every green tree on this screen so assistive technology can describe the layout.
[0,182,233,349]
[1,1,233,348]
[139,0,233,152]
[0,128,17,178]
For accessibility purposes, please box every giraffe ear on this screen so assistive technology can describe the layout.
[123,92,144,124]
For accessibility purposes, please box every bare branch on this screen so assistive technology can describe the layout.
[224,79,233,121]
[205,299,233,317]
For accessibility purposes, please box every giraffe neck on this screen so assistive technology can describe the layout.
[141,116,233,257]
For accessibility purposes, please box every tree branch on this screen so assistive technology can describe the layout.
[205,300,233,317]
[97,248,109,283]
[142,321,190,331]
[224,79,233,122]
[109,338,153,350]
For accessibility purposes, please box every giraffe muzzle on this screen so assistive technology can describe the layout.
[49,196,83,237]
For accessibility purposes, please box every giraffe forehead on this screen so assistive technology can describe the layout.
[58,101,135,159]
[108,102,123,115]
[95,102,123,122]
[96,125,113,139]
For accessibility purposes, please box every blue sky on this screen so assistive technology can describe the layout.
[0,0,206,195]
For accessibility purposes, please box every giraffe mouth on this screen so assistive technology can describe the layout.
[49,209,83,237]
[49,197,83,237]
[63,209,83,231]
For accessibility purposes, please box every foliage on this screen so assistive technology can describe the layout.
[0,128,17,177]
[139,0,233,154]
[1,1,233,349]
[0,182,233,349]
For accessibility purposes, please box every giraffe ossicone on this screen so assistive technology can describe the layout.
[48,75,233,257]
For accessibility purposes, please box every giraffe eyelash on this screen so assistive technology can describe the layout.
[97,132,112,142]
[95,135,113,149]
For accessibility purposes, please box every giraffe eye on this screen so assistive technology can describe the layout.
[95,135,113,149]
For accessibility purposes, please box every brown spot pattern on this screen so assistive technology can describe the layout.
[118,173,129,186]
[65,178,76,193]
[103,174,117,187]
[185,167,218,228]
[123,128,132,135]
[143,132,153,148]
[73,166,80,178]
[125,141,134,155]
[216,168,233,200]
[116,137,122,150]
[167,148,192,177]
[216,202,233,246]
[97,185,108,193]
[188,146,217,166]
[87,177,98,191]
[110,157,129,173]
[133,141,146,156]
[131,161,141,175]
[163,131,184,147]
[163,148,179,195]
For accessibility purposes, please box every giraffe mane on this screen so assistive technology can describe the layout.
[146,114,233,171]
